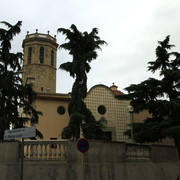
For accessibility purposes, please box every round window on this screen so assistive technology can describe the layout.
[98,105,106,115]
[57,106,66,115]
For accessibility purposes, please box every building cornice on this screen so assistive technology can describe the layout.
[23,64,57,70]
[22,32,58,48]
[36,92,71,101]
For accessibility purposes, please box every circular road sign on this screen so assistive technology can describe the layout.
[77,138,89,153]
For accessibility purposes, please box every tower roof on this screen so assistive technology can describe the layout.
[22,30,58,48]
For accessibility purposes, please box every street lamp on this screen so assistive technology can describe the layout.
[127,105,134,142]
[80,119,86,138]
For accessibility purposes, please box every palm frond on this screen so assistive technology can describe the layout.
[1,21,12,28]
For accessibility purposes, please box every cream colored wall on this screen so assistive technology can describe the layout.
[85,85,131,142]
[34,98,69,139]
[133,110,152,123]
[23,64,56,93]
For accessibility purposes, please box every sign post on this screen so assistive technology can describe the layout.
[4,127,36,180]
[4,126,36,140]
[20,138,24,180]
[77,138,89,180]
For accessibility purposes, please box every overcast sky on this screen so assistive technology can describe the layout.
[1,0,180,93]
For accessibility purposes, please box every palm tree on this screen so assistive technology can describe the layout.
[58,24,107,140]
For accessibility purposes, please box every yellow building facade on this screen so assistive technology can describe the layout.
[34,93,70,139]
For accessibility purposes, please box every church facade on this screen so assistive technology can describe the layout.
[22,31,147,142]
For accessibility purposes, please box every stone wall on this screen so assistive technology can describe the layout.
[0,141,180,180]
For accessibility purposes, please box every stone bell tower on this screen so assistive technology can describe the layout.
[22,30,58,93]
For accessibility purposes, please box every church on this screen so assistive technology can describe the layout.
[22,30,150,142]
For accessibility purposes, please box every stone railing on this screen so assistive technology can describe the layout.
[125,143,151,161]
[26,32,56,42]
[23,140,67,160]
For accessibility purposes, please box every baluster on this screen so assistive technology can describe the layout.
[44,144,47,159]
[30,144,33,159]
[133,146,136,158]
[128,147,131,157]
[63,144,66,159]
[141,148,145,159]
[146,149,150,159]
[137,146,140,158]
[144,148,147,158]
[49,144,52,159]
[129,146,133,158]
[140,148,143,158]
[25,144,29,159]
[136,147,140,158]
[34,144,38,159]
[143,148,146,157]
[58,143,61,159]
[53,143,57,158]
[148,149,151,158]
[126,147,130,158]
[143,148,147,158]
[39,144,43,159]
[142,148,145,158]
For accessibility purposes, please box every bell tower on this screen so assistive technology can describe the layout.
[22,30,58,93]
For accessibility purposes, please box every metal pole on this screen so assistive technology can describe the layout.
[82,153,84,180]
[20,138,24,180]
[130,112,134,141]
[127,105,134,142]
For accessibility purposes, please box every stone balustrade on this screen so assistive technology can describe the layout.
[23,140,67,160]
[26,33,56,42]
[21,141,175,163]
[125,143,151,161]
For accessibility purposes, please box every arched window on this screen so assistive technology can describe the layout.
[28,47,32,64]
[39,47,44,64]
[51,50,54,66]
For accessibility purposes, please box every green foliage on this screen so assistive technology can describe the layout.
[59,24,107,140]
[117,35,180,156]
[0,21,42,140]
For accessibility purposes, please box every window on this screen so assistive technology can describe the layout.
[39,47,44,64]
[51,50,54,66]
[57,106,66,115]
[28,47,32,64]
[98,105,106,115]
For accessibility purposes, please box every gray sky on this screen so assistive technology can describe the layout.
[1,0,180,93]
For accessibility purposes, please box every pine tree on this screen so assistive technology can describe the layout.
[117,36,180,156]
[0,21,42,140]
[58,24,107,140]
